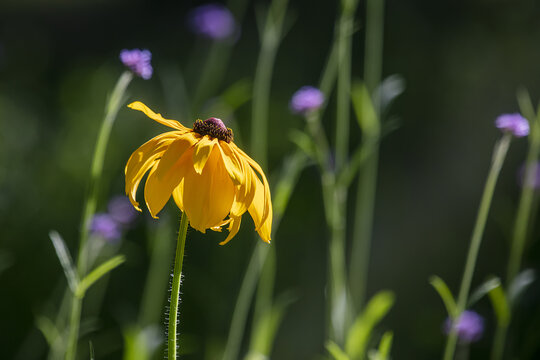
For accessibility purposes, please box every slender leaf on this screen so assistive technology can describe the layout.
[289,129,317,160]
[89,341,95,360]
[351,81,380,139]
[468,277,501,306]
[429,275,457,318]
[508,269,535,306]
[345,291,395,360]
[517,88,536,123]
[377,75,405,114]
[49,230,79,293]
[487,281,511,327]
[35,315,60,346]
[327,340,350,360]
[76,255,126,298]
[367,331,393,360]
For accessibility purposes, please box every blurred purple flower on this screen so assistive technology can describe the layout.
[444,310,484,344]
[89,213,122,242]
[188,4,236,40]
[495,113,529,137]
[518,162,540,189]
[108,195,138,227]
[119,49,153,80]
[290,86,325,115]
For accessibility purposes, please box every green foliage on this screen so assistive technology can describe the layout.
[468,277,501,306]
[351,81,380,139]
[429,276,457,318]
[76,255,126,298]
[368,331,393,360]
[345,291,395,360]
[487,279,511,327]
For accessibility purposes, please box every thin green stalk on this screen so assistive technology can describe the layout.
[349,0,385,313]
[250,0,288,166]
[66,71,133,360]
[77,71,133,276]
[443,133,512,360]
[168,212,189,360]
[492,115,540,360]
[328,0,358,344]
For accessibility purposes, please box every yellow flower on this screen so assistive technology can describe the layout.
[125,101,272,245]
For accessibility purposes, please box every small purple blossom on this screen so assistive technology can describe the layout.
[495,113,529,137]
[89,213,122,242]
[188,4,236,40]
[119,49,153,80]
[290,86,325,115]
[444,310,484,344]
[108,196,138,227]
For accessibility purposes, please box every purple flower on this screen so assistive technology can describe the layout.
[108,196,138,227]
[290,86,325,115]
[444,310,484,344]
[89,213,122,242]
[119,49,153,80]
[188,4,236,40]
[495,113,529,137]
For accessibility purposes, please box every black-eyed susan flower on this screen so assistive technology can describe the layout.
[125,101,272,244]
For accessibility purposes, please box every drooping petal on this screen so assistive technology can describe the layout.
[219,216,242,245]
[193,135,218,174]
[156,133,198,180]
[144,146,194,218]
[182,146,235,232]
[125,132,179,210]
[218,142,244,185]
[229,155,256,217]
[230,142,272,226]
[172,181,185,211]
[247,175,272,242]
[128,101,190,132]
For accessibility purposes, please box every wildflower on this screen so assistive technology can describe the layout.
[495,113,529,137]
[125,102,272,245]
[89,213,122,241]
[444,310,484,344]
[187,3,236,40]
[290,86,325,115]
[119,49,153,80]
[108,195,138,227]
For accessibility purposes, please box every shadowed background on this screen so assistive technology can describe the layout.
[1,0,540,359]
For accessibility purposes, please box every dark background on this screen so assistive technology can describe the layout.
[1,0,540,359]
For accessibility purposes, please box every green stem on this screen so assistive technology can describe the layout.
[492,117,540,360]
[65,71,133,360]
[168,212,189,360]
[443,133,512,360]
[349,0,385,313]
[77,71,133,276]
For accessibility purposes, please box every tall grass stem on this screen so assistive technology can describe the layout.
[443,133,512,360]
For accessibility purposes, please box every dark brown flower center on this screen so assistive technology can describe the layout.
[192,117,234,143]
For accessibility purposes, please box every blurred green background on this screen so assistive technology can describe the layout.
[1,0,540,359]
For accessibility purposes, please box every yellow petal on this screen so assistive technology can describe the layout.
[248,175,272,243]
[156,133,198,180]
[211,218,232,232]
[172,180,184,211]
[230,156,256,217]
[218,142,244,185]
[144,146,194,218]
[125,132,178,210]
[192,136,217,174]
[128,101,190,132]
[219,216,242,245]
[230,142,272,226]
[182,146,235,232]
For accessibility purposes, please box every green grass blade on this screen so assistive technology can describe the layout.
[76,255,126,298]
[487,281,511,327]
[327,340,351,360]
[345,291,395,360]
[429,275,457,318]
[468,277,501,307]
[49,230,79,293]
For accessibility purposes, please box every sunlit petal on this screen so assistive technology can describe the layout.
[125,132,178,210]
[156,133,198,180]
[128,101,190,132]
[248,175,272,242]
[172,181,185,211]
[193,136,218,174]
[219,216,242,245]
[183,146,235,232]
[218,142,244,185]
